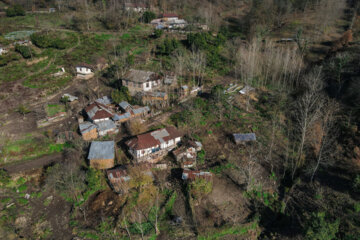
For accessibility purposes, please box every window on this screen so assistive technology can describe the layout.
[146,82,150,88]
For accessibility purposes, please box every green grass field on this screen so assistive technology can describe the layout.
[46,104,66,117]
[0,135,69,165]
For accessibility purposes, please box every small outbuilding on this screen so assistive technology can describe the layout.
[79,121,98,141]
[232,133,256,144]
[88,141,115,169]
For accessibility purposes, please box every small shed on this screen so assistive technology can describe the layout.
[232,133,256,144]
[79,121,98,141]
[88,141,115,169]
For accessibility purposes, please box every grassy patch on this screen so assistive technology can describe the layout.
[197,222,259,240]
[45,104,66,117]
[0,135,70,165]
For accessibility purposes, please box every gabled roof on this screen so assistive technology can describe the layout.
[126,126,182,150]
[113,112,131,121]
[123,69,159,83]
[79,121,97,134]
[119,101,131,111]
[96,119,117,132]
[85,102,114,121]
[88,141,115,160]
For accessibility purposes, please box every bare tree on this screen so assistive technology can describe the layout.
[292,68,325,179]
[309,99,338,182]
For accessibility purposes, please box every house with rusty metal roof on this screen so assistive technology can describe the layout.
[125,127,182,163]
[182,169,213,181]
[85,102,114,123]
[107,164,154,194]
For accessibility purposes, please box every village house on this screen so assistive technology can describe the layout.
[173,141,202,169]
[113,101,150,124]
[85,101,114,123]
[96,119,119,136]
[125,126,182,163]
[107,164,153,194]
[79,121,98,141]
[122,69,162,94]
[232,133,257,145]
[76,63,94,79]
[124,2,148,12]
[182,169,213,181]
[88,141,115,169]
[151,14,187,30]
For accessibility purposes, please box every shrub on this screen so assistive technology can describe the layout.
[111,86,131,103]
[142,11,156,23]
[156,38,179,55]
[154,29,163,38]
[6,4,25,17]
[15,45,34,59]
[305,212,339,240]
[188,178,213,200]
[30,32,77,49]
[353,175,360,192]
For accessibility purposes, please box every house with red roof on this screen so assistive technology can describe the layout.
[84,101,114,123]
[125,126,182,163]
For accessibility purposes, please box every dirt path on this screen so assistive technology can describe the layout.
[1,153,63,174]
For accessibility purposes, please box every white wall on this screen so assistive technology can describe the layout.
[76,67,93,75]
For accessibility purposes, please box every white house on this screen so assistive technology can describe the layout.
[122,69,162,94]
[76,63,94,79]
[126,127,182,162]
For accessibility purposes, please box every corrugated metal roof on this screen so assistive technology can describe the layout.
[96,96,112,105]
[88,141,115,160]
[113,112,131,121]
[182,169,212,181]
[126,127,182,150]
[132,106,150,115]
[233,133,256,142]
[119,101,131,110]
[96,120,117,132]
[79,121,97,134]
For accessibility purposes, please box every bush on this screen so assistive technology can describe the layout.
[111,86,131,103]
[6,4,25,17]
[15,45,34,59]
[0,54,20,66]
[156,38,179,55]
[30,32,77,49]
[154,29,163,38]
[142,11,156,23]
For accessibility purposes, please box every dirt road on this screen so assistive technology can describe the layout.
[1,153,63,174]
